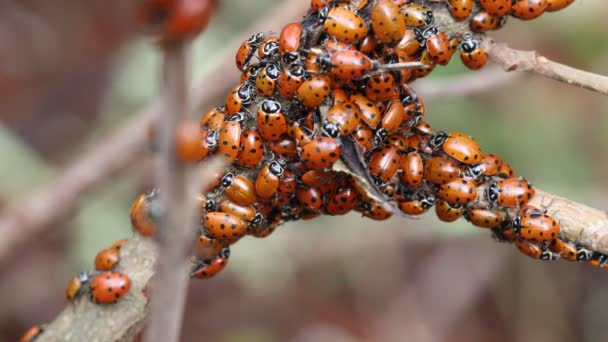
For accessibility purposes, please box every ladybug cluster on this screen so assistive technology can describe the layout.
[126,0,606,283]
[18,0,595,339]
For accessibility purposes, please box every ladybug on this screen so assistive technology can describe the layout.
[255,164,281,199]
[20,325,44,342]
[223,174,257,206]
[325,102,362,136]
[464,208,504,229]
[589,253,608,269]
[479,0,511,16]
[517,213,560,243]
[321,6,367,43]
[358,34,378,55]
[191,247,230,279]
[473,153,503,177]
[400,151,424,188]
[487,178,535,208]
[200,106,226,130]
[459,35,488,70]
[167,119,207,164]
[257,99,288,142]
[576,246,594,262]
[432,131,483,165]
[353,125,374,152]
[549,238,578,261]
[396,28,423,57]
[381,100,406,133]
[255,63,281,97]
[159,0,217,44]
[423,155,460,185]
[268,137,299,160]
[241,63,265,84]
[95,247,120,271]
[204,212,247,240]
[514,238,558,261]
[296,186,324,210]
[235,129,264,168]
[225,83,255,115]
[288,123,313,147]
[325,187,358,215]
[235,32,265,71]
[65,272,91,302]
[497,161,515,178]
[371,0,406,43]
[366,72,398,102]
[310,0,330,11]
[257,36,280,61]
[424,28,452,66]
[437,177,478,205]
[386,134,409,150]
[218,199,257,224]
[130,189,161,237]
[470,11,505,32]
[435,200,464,222]
[276,169,297,201]
[296,74,332,108]
[546,0,574,12]
[413,49,436,79]
[397,194,436,215]
[448,0,473,21]
[511,0,547,20]
[90,271,131,304]
[402,3,434,27]
[277,63,306,100]
[350,93,381,129]
[369,145,401,184]
[300,137,341,170]
[194,233,225,260]
[317,49,373,81]
[279,22,303,64]
[301,169,336,188]
[361,201,393,221]
[217,120,242,162]
[111,238,127,250]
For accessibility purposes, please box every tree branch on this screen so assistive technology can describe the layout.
[486,41,608,96]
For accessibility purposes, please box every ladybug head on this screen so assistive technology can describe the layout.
[249,213,263,228]
[429,132,447,150]
[220,173,234,188]
[322,122,340,138]
[465,164,483,179]
[576,248,594,262]
[288,62,307,77]
[260,99,282,114]
[460,35,479,54]
[486,183,500,204]
[247,32,266,47]
[206,129,219,148]
[237,83,255,103]
[269,161,285,176]
[204,199,216,212]
[420,194,436,209]
[283,51,301,65]
[422,26,438,39]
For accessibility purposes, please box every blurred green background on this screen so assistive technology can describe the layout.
[1,1,607,341]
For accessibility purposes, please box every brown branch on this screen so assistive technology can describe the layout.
[485,41,608,96]
[144,42,190,342]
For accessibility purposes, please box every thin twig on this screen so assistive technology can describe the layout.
[486,41,608,96]
[144,43,190,342]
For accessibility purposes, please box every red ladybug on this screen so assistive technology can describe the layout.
[448,0,473,21]
[159,0,217,44]
[223,174,257,206]
[321,6,367,43]
[464,208,504,229]
[325,102,362,136]
[268,137,299,160]
[174,120,209,164]
[257,99,288,142]
[65,272,91,302]
[200,106,225,130]
[300,137,341,170]
[191,247,230,279]
[130,189,161,237]
[369,145,401,184]
[470,11,505,32]
[20,325,44,342]
[296,186,324,210]
[255,164,281,199]
[366,73,398,102]
[514,238,558,260]
[277,63,306,100]
[297,75,332,108]
[479,0,511,16]
[517,213,560,243]
[235,129,265,168]
[235,32,265,71]
[316,49,373,82]
[432,131,483,165]
[218,199,257,225]
[400,151,424,188]
[438,177,478,205]
[325,187,358,215]
[204,212,247,240]
[90,271,132,304]
[459,36,488,70]
[94,247,120,271]
[361,201,393,221]
[194,233,225,260]
[549,238,577,261]
[371,0,406,43]
[423,155,460,185]
[350,93,381,129]
[546,0,575,12]
[424,28,452,66]
[279,22,303,63]
[402,3,434,27]
[225,83,255,115]
[218,120,242,162]
[435,200,464,222]
[487,178,535,208]
[255,63,281,97]
[396,194,436,215]
[511,0,547,20]
[257,36,280,61]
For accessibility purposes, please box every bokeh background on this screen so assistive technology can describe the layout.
[1,1,608,341]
